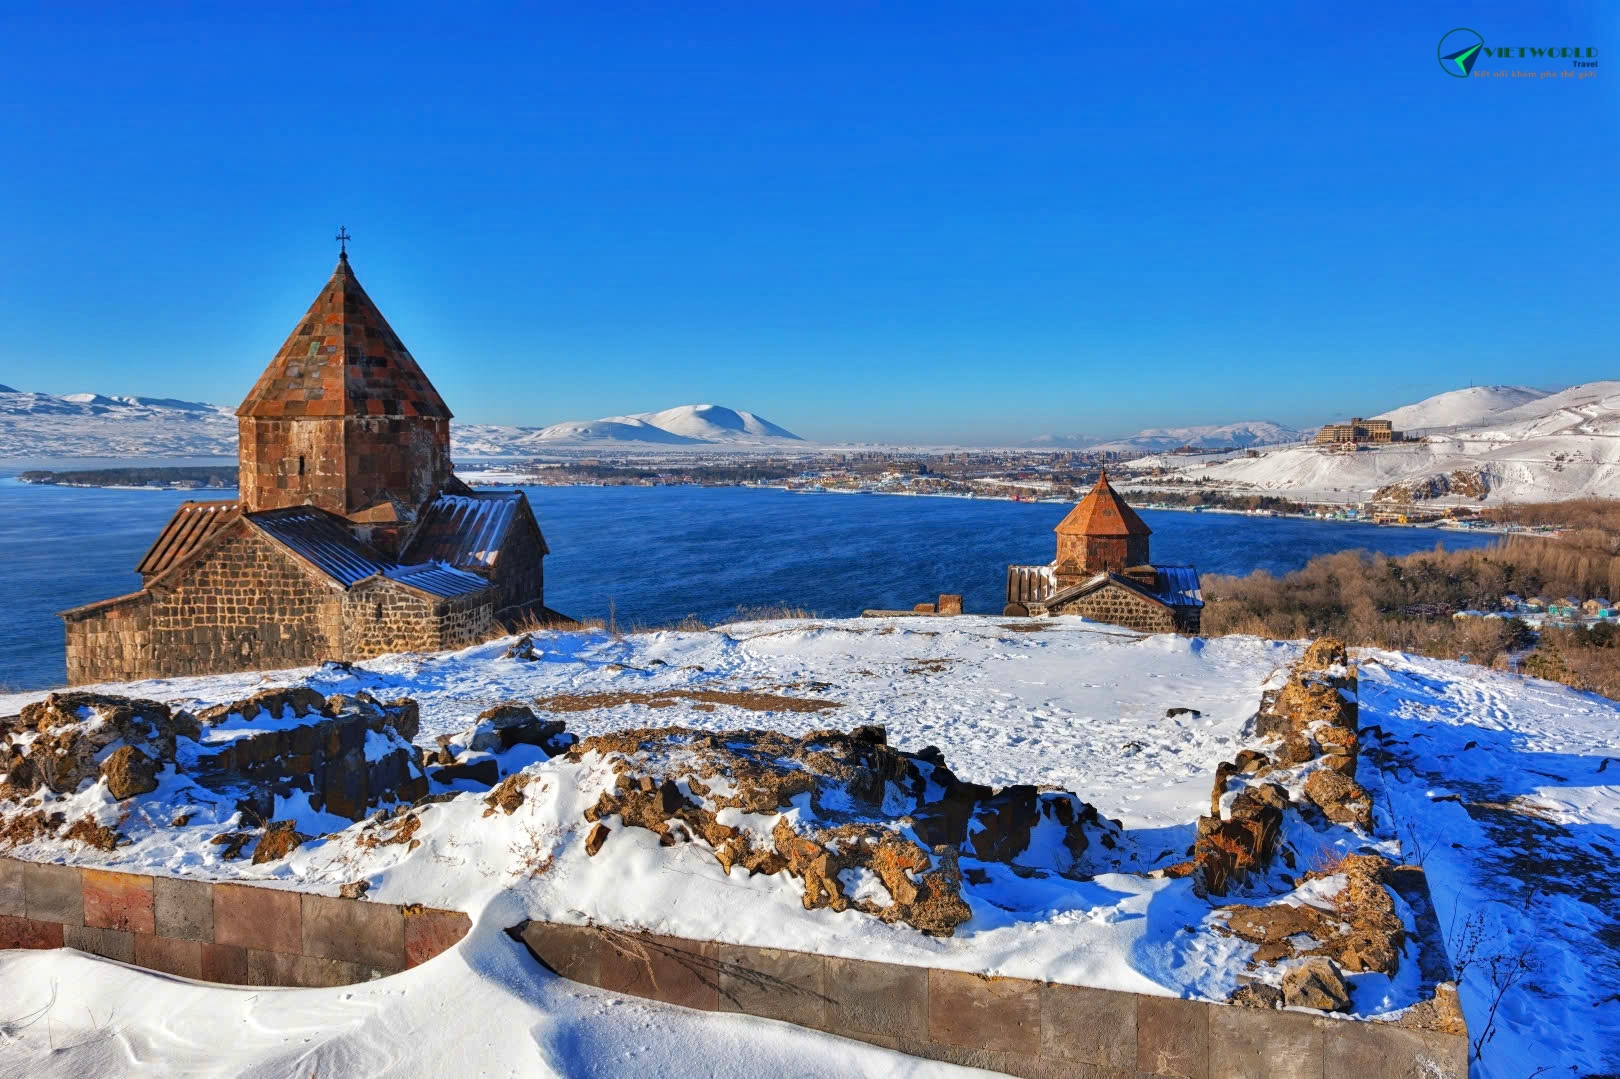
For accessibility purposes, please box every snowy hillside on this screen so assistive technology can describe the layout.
[1372,385,1549,433]
[0,387,238,458]
[0,617,1613,1076]
[627,404,802,442]
[451,404,805,454]
[1127,380,1620,505]
[525,404,804,446]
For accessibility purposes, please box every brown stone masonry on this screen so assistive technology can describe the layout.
[0,857,470,988]
[1050,581,1180,634]
[340,578,493,659]
[66,526,344,683]
[513,921,1468,1078]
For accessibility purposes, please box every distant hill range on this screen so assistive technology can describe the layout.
[1123,381,1620,505]
[0,388,239,458]
[1027,420,1305,452]
[0,388,803,457]
[10,382,1619,504]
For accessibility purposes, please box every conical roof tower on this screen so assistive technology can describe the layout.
[236,249,456,520]
[238,251,450,421]
[1053,469,1152,578]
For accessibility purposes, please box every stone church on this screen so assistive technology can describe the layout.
[62,249,564,684]
[1003,471,1203,633]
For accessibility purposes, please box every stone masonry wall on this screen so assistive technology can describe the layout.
[1053,582,1177,634]
[516,921,1468,1079]
[238,416,452,517]
[67,527,343,684]
[341,416,453,516]
[64,593,155,685]
[490,513,545,613]
[66,528,497,684]
[340,579,494,660]
[238,416,348,515]
[1056,534,1148,576]
[434,593,496,651]
[0,857,470,988]
[147,528,342,678]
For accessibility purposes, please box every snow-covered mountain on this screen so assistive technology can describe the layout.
[1091,420,1305,453]
[1124,380,1620,505]
[506,404,805,448]
[1372,385,1550,433]
[1024,433,1097,448]
[0,388,805,459]
[1026,421,1303,453]
[0,387,238,458]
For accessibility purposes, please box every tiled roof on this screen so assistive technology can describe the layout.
[135,500,241,580]
[237,255,452,420]
[403,490,548,569]
[247,506,494,599]
[382,562,494,598]
[1042,565,1203,611]
[1006,564,1056,606]
[1055,470,1151,537]
[1153,565,1204,608]
[246,506,391,586]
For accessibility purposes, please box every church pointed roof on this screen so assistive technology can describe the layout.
[1055,469,1151,537]
[237,254,452,420]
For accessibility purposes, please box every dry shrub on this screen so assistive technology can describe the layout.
[726,605,817,623]
[1202,522,1620,699]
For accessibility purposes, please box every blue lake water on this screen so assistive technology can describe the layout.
[0,473,1501,691]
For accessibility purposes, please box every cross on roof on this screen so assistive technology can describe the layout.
[336,226,351,258]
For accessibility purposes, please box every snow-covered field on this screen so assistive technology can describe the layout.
[2,618,1616,1076]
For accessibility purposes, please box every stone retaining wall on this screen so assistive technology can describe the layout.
[514,920,1468,1079]
[0,856,469,987]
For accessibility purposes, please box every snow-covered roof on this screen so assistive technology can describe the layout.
[404,490,547,568]
[247,506,390,586]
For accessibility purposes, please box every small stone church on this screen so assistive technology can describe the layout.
[62,249,565,684]
[1004,471,1203,633]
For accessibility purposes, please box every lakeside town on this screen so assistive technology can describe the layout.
[16,444,1567,530]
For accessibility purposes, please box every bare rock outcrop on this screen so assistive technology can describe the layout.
[1281,956,1352,1012]
[1218,852,1406,979]
[569,723,1121,936]
[100,745,160,800]
[5,692,192,796]
[1303,769,1374,831]
[2,688,432,826]
[251,820,310,864]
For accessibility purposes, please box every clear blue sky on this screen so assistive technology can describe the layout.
[1,3,1614,443]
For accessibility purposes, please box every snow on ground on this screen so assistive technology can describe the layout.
[1357,653,1620,1078]
[0,925,972,1079]
[3,616,1618,1075]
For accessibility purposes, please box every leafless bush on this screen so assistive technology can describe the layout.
[1202,534,1620,699]
[1448,910,1540,1062]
